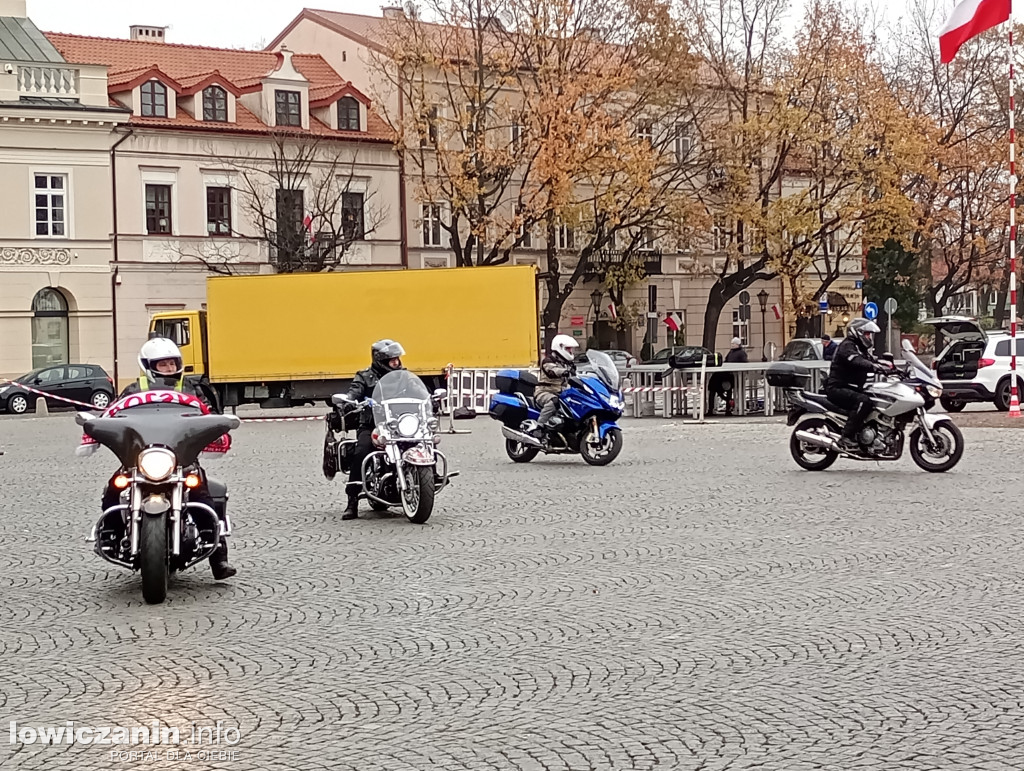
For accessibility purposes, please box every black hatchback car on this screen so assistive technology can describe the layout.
[0,364,115,414]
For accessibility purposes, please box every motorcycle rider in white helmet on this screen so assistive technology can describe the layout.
[534,333,580,435]
[99,336,236,579]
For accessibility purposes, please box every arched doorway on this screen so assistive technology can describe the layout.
[31,288,69,368]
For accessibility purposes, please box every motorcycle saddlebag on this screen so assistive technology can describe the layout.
[765,362,812,389]
[495,369,538,398]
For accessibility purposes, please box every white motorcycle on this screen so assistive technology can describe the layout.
[325,370,455,523]
[769,339,964,473]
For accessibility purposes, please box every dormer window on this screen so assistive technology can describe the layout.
[338,97,360,131]
[275,90,301,127]
[203,86,228,122]
[141,80,168,117]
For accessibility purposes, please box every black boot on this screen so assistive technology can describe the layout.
[209,539,237,580]
[342,493,359,520]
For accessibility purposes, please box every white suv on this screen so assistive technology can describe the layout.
[924,316,1024,411]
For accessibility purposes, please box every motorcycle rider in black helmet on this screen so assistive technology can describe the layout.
[824,318,892,452]
[341,339,405,520]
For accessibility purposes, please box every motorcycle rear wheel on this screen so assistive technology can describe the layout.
[505,439,539,463]
[789,417,839,471]
[402,465,436,524]
[140,514,169,604]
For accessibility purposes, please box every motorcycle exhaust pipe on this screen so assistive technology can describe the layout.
[794,429,839,451]
[501,425,543,448]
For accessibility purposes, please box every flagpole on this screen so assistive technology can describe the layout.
[1010,12,1021,417]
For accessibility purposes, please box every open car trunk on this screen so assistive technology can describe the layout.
[923,316,987,381]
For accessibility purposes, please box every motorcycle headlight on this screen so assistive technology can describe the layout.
[137,447,176,481]
[926,385,942,398]
[397,414,420,437]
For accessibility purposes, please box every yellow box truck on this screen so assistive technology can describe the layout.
[148,265,538,408]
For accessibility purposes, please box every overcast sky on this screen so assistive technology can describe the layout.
[22,0,1002,52]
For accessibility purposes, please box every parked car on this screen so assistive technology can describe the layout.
[0,364,114,415]
[923,316,1024,412]
[662,345,722,368]
[779,338,825,361]
[575,349,637,369]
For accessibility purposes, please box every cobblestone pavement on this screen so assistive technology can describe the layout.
[3,413,1024,770]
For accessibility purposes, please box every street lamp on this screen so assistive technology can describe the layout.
[590,288,603,348]
[756,288,769,362]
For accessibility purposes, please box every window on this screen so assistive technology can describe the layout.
[34,174,67,237]
[422,203,445,246]
[275,90,301,127]
[732,309,749,346]
[510,122,523,148]
[66,365,88,381]
[674,124,691,163]
[206,187,232,235]
[712,215,728,251]
[995,339,1024,356]
[338,97,360,131]
[421,106,438,146]
[517,208,532,248]
[35,366,66,384]
[141,80,168,117]
[637,120,654,144]
[203,86,228,122]
[153,317,191,347]
[275,188,305,260]
[557,224,575,251]
[31,288,69,368]
[639,226,656,251]
[145,184,172,234]
[341,192,365,240]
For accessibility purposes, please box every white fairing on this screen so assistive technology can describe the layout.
[868,381,925,416]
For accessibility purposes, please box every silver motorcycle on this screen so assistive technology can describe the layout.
[775,339,964,473]
[327,370,455,523]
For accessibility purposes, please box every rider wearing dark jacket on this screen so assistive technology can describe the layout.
[824,318,889,451]
[341,339,405,520]
[101,337,235,579]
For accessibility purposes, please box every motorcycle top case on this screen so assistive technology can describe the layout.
[765,362,813,389]
[495,369,538,398]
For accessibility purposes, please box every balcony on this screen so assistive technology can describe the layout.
[18,65,79,98]
[584,248,663,278]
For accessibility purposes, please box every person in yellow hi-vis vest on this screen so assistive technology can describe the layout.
[100,337,236,579]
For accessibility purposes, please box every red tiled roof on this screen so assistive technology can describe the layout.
[44,31,392,141]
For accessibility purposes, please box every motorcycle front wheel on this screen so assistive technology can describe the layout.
[580,427,622,466]
[139,514,169,604]
[909,422,964,473]
[789,417,839,471]
[401,465,436,524]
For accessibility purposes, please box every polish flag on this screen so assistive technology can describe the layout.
[608,303,618,320]
[663,312,683,332]
[302,213,315,242]
[939,0,1010,64]
[771,303,782,320]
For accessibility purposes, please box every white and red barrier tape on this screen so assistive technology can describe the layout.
[622,386,697,394]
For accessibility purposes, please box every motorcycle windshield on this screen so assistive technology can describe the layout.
[903,348,941,387]
[83,403,239,469]
[586,350,620,390]
[372,370,431,423]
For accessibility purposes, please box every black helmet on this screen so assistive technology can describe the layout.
[846,318,880,350]
[371,339,405,373]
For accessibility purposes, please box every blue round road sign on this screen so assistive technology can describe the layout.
[864,302,879,320]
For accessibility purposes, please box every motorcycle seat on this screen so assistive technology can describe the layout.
[802,392,844,413]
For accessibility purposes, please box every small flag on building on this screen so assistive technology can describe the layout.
[771,303,782,320]
[302,213,315,242]
[663,312,683,332]
[608,303,618,320]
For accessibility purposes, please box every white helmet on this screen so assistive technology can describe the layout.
[139,337,183,385]
[549,333,580,364]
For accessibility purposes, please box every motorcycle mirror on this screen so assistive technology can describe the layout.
[75,411,96,426]
[331,394,352,407]
[901,338,915,353]
[880,352,895,362]
[432,388,447,399]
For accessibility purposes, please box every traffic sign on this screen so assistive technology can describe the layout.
[739,291,750,305]
[884,297,898,314]
[819,294,829,314]
[864,301,879,320]
[739,304,751,322]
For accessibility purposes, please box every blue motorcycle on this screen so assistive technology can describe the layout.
[488,350,625,465]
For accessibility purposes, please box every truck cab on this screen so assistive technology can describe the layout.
[150,311,208,377]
